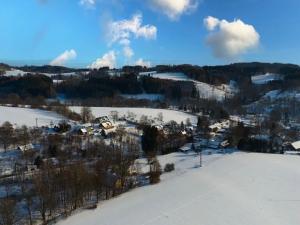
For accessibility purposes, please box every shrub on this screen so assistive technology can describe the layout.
[149,158,162,184]
[164,163,175,172]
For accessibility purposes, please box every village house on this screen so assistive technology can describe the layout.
[95,116,114,130]
[284,140,300,154]
[17,144,35,153]
[78,128,88,135]
[291,140,300,151]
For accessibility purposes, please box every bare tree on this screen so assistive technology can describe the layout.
[81,107,94,123]
[17,170,34,225]
[110,111,119,122]
[157,112,163,124]
[149,157,162,184]
[0,186,17,225]
[16,125,30,146]
[0,122,14,152]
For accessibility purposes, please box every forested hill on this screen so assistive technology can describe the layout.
[1,62,300,86]
[0,63,10,72]
[149,62,300,85]
[17,65,88,74]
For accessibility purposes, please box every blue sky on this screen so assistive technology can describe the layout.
[0,0,300,68]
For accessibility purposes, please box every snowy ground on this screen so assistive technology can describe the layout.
[3,68,78,78]
[0,106,65,127]
[3,69,28,77]
[251,73,283,85]
[195,81,235,101]
[139,72,236,101]
[57,152,300,225]
[70,107,197,124]
[263,89,300,101]
[149,72,192,82]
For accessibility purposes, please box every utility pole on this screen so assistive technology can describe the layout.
[35,118,38,128]
[199,148,202,167]
[197,146,202,167]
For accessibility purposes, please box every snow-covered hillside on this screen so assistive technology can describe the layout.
[149,72,192,82]
[195,81,236,101]
[139,72,237,101]
[251,73,283,85]
[70,107,197,124]
[0,106,65,127]
[2,68,79,77]
[4,69,28,77]
[263,89,300,101]
[57,152,300,225]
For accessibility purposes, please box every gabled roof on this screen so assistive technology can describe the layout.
[18,144,34,152]
[80,128,87,133]
[291,141,300,150]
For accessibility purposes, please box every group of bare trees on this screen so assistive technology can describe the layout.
[0,122,35,152]
[0,125,141,225]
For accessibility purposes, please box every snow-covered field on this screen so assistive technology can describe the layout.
[57,152,300,225]
[0,106,65,127]
[70,107,197,124]
[195,81,234,101]
[4,69,28,77]
[251,73,283,85]
[149,72,192,82]
[3,68,79,77]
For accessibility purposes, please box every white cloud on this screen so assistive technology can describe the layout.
[50,49,77,66]
[108,13,157,45]
[135,58,151,67]
[108,13,157,60]
[79,0,96,8]
[119,38,131,46]
[89,51,117,69]
[204,16,220,31]
[123,46,134,58]
[204,16,260,60]
[149,0,198,20]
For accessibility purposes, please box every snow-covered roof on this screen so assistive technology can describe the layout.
[209,123,222,130]
[179,143,192,152]
[17,144,34,152]
[101,122,114,129]
[80,128,87,133]
[291,141,300,150]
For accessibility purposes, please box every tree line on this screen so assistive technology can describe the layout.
[0,123,147,225]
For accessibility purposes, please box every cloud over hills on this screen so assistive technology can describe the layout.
[107,13,157,62]
[50,49,77,66]
[89,51,117,69]
[135,58,151,67]
[204,16,260,60]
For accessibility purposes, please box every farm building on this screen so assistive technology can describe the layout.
[290,140,300,151]
[95,116,114,130]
